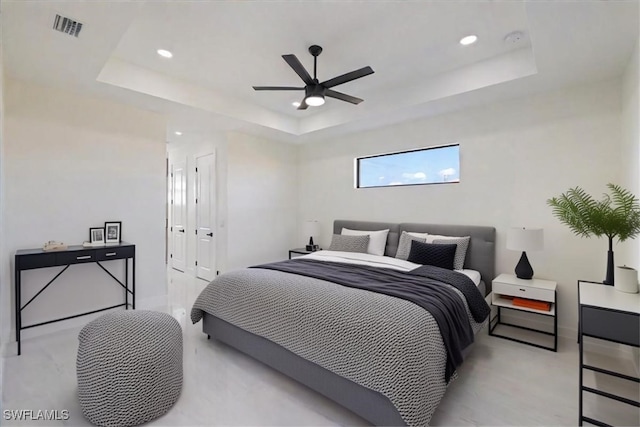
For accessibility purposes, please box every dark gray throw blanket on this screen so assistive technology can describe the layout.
[250,259,490,382]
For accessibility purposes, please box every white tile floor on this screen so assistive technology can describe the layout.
[2,268,638,426]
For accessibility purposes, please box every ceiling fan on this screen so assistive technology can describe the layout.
[253,45,374,110]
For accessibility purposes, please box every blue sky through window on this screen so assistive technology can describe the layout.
[357,144,459,188]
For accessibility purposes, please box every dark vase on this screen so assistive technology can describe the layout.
[603,237,614,286]
[603,249,614,286]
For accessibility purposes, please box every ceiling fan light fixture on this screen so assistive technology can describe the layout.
[253,45,374,108]
[305,95,325,106]
[305,84,325,107]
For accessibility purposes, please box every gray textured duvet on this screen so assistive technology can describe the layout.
[191,263,485,426]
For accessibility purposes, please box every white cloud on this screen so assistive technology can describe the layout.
[439,168,456,176]
[401,172,427,181]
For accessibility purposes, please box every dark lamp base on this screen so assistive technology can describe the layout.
[515,251,534,280]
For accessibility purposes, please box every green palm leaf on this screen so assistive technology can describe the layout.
[547,184,640,242]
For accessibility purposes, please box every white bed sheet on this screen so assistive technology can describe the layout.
[301,250,481,286]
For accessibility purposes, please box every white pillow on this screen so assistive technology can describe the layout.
[341,228,389,256]
[407,231,429,240]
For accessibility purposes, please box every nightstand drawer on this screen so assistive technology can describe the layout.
[581,306,640,346]
[493,281,555,302]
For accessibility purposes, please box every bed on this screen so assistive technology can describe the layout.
[191,220,496,426]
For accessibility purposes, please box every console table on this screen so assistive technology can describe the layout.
[14,242,135,355]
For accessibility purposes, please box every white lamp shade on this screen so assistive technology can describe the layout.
[506,227,543,251]
[303,220,320,239]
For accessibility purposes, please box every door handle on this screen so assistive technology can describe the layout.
[206,233,213,237]
[178,229,185,233]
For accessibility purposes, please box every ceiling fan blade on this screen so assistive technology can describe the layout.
[282,54,314,85]
[321,66,374,89]
[253,86,305,91]
[325,89,364,105]
[297,98,309,110]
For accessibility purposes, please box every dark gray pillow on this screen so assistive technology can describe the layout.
[395,231,427,260]
[432,236,470,270]
[328,234,370,253]
[407,240,457,270]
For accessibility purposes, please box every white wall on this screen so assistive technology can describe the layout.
[299,80,622,336]
[1,79,167,346]
[0,11,5,386]
[226,132,298,271]
[620,38,640,270]
[620,37,640,372]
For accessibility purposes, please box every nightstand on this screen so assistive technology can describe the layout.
[489,273,557,351]
[289,248,313,259]
[578,280,639,426]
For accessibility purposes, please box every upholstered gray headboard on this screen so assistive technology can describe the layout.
[333,220,496,293]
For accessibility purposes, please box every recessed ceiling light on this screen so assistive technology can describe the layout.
[157,49,173,58]
[292,101,301,107]
[459,35,478,46]
[174,131,182,136]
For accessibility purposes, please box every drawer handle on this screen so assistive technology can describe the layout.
[519,288,526,292]
[105,252,117,256]
[77,255,91,260]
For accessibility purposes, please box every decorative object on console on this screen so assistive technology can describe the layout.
[547,184,640,286]
[615,266,639,294]
[104,221,122,244]
[89,227,105,244]
[43,241,67,251]
[506,227,543,280]
[303,220,320,251]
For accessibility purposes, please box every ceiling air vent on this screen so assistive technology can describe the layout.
[53,14,83,37]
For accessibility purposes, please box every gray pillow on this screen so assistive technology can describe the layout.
[328,234,370,253]
[432,236,470,270]
[395,231,427,260]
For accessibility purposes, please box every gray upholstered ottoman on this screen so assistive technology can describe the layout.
[77,310,183,427]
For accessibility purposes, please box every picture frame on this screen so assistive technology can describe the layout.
[90,227,105,244]
[104,221,122,244]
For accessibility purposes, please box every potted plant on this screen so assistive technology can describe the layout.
[547,183,640,285]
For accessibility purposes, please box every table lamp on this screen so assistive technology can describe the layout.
[507,227,544,279]
[303,220,320,251]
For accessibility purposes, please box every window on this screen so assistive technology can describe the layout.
[356,144,460,188]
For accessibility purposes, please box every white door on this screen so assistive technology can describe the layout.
[171,160,187,272]
[195,153,216,281]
